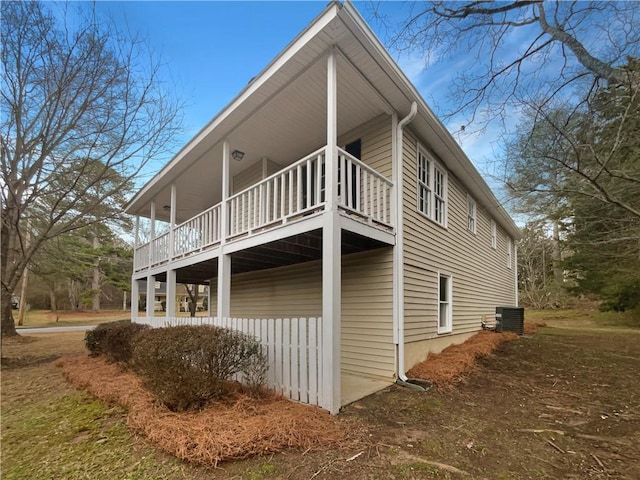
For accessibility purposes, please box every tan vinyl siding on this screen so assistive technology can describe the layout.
[402,130,516,344]
[230,261,322,318]
[232,160,264,194]
[341,248,394,381]
[339,114,393,181]
[224,248,394,381]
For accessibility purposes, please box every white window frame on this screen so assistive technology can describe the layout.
[417,144,447,227]
[507,236,513,269]
[490,220,497,249]
[437,272,453,334]
[466,195,477,234]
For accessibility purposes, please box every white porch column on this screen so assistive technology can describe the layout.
[207,278,214,316]
[217,140,231,320]
[217,256,231,320]
[146,274,155,319]
[166,270,176,318]
[131,278,139,321]
[149,200,156,266]
[134,215,140,249]
[322,48,341,414]
[169,184,176,260]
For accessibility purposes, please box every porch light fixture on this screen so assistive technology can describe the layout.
[231,149,245,161]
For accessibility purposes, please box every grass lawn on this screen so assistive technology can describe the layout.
[16,309,216,329]
[2,310,639,479]
[15,310,130,328]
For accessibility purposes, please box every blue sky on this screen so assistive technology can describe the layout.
[92,1,510,192]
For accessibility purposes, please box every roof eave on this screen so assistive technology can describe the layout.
[125,1,342,215]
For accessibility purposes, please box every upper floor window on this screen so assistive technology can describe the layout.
[417,144,447,227]
[466,195,477,234]
[507,237,513,269]
[490,220,497,249]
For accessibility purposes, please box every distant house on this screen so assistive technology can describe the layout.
[126,2,520,414]
[139,281,208,312]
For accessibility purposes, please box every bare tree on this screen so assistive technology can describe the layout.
[379,1,640,215]
[1,1,182,336]
[383,1,639,128]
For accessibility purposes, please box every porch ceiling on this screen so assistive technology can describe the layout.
[153,229,389,284]
[153,258,218,285]
[138,51,394,225]
[126,4,408,225]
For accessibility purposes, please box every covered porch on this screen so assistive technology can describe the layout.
[132,230,396,413]
[133,145,394,273]
[126,9,410,413]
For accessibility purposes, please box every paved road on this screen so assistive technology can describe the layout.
[17,325,96,334]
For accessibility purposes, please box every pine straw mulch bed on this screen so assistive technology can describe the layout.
[56,356,361,467]
[406,330,523,386]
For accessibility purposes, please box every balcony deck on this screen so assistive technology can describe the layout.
[134,146,394,275]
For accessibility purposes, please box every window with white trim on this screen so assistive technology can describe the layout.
[417,145,447,226]
[466,195,477,234]
[490,220,497,249]
[507,237,513,269]
[438,273,453,334]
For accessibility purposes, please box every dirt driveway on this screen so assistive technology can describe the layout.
[2,321,639,479]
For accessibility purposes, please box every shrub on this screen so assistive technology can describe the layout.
[132,325,267,411]
[85,320,149,363]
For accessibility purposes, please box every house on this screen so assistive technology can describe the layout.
[139,281,209,313]
[126,1,520,414]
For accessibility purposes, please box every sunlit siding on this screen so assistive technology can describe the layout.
[402,129,516,344]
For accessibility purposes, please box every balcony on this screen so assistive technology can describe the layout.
[134,146,393,272]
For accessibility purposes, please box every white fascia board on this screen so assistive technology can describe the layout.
[339,2,520,240]
[125,2,341,215]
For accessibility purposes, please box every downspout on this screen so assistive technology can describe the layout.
[394,102,417,384]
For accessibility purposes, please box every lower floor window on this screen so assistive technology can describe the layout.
[438,273,452,333]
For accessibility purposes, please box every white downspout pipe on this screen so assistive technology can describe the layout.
[394,101,417,383]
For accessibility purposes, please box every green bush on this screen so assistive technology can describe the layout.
[85,320,149,363]
[131,325,267,411]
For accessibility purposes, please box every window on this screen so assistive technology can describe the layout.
[438,273,452,334]
[466,195,477,234]
[507,237,513,269]
[490,220,497,249]
[417,145,447,226]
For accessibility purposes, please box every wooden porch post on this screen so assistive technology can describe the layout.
[146,275,155,319]
[322,47,341,414]
[218,140,231,320]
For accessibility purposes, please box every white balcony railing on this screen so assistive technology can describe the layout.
[174,203,222,258]
[337,148,392,226]
[228,147,326,237]
[150,231,170,266]
[134,145,393,271]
